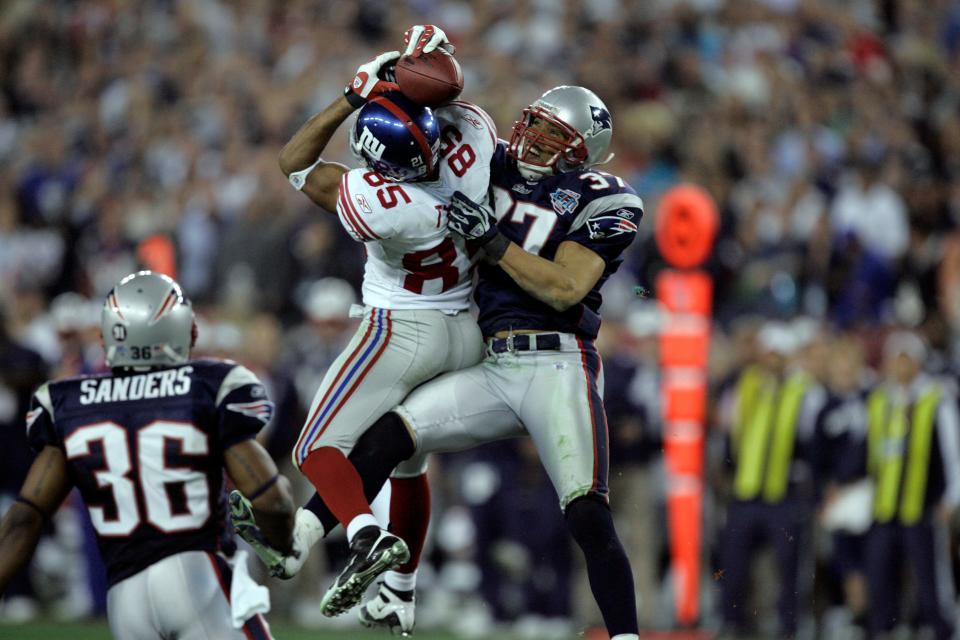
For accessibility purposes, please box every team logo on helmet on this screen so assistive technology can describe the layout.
[550,189,581,215]
[112,324,127,341]
[589,106,612,136]
[357,126,386,160]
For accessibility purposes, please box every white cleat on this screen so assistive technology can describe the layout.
[275,507,324,578]
[359,583,417,636]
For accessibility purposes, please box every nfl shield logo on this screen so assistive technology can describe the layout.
[112,324,127,341]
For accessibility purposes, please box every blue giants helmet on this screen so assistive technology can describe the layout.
[350,92,440,182]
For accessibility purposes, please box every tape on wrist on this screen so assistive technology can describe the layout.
[483,233,510,263]
[343,86,366,109]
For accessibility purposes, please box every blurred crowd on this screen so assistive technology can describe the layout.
[2,0,960,637]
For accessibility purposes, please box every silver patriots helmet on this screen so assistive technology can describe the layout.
[508,85,614,181]
[101,271,195,368]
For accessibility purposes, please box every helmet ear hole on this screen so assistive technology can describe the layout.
[190,321,198,349]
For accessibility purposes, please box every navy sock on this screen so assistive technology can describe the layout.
[565,495,639,635]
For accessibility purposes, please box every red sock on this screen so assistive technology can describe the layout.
[389,474,431,573]
[300,447,372,527]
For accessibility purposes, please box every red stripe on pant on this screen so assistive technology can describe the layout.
[576,337,609,497]
[293,310,376,462]
[301,310,393,450]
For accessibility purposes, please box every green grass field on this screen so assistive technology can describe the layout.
[0,621,468,640]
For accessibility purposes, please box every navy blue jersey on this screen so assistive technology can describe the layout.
[476,143,643,338]
[25,359,273,587]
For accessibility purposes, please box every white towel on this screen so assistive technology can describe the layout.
[821,480,875,534]
[228,550,271,629]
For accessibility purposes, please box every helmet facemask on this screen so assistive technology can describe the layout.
[508,106,589,180]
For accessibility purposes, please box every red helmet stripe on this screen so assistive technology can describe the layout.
[371,96,434,174]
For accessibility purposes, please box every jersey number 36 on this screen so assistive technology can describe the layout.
[65,421,210,536]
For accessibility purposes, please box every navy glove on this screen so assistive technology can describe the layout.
[447,191,510,261]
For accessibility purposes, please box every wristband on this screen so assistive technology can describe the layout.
[483,233,510,263]
[16,495,47,520]
[343,86,366,109]
[288,157,323,191]
[248,474,280,502]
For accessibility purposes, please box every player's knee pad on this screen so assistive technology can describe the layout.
[564,494,619,554]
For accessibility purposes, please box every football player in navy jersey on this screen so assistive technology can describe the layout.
[0,271,294,639]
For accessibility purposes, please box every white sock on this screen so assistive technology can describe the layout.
[346,513,380,542]
[384,569,418,593]
[610,635,639,640]
[294,507,326,549]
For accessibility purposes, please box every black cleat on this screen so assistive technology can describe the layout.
[320,526,410,617]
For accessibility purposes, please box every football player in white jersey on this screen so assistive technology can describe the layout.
[231,32,499,617]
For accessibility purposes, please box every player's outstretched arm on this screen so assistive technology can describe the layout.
[278,51,400,212]
[447,191,605,310]
[224,440,295,554]
[498,240,605,311]
[0,446,72,595]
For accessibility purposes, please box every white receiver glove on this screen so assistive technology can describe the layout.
[403,25,455,57]
[344,50,401,108]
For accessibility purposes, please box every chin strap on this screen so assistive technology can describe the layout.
[594,152,615,166]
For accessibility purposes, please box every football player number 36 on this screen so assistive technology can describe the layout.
[65,421,209,536]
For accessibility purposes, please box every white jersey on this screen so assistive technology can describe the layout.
[335,101,497,310]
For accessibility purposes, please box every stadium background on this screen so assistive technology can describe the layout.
[2,0,960,638]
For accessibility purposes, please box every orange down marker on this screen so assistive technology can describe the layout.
[654,185,718,626]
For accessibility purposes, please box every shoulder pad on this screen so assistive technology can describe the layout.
[570,177,644,231]
[336,170,399,242]
[216,364,265,406]
[29,382,54,421]
[439,101,498,150]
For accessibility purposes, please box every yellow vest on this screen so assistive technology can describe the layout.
[867,385,940,525]
[732,368,809,503]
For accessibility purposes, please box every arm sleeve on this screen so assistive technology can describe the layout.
[216,365,275,449]
[335,171,398,242]
[25,383,59,453]
[936,396,960,509]
[565,189,644,263]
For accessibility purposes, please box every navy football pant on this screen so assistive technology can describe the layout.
[719,499,809,636]
[865,520,955,639]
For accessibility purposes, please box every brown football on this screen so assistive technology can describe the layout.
[395,50,464,108]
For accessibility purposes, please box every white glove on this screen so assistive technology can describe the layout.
[403,24,455,57]
[344,50,401,108]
